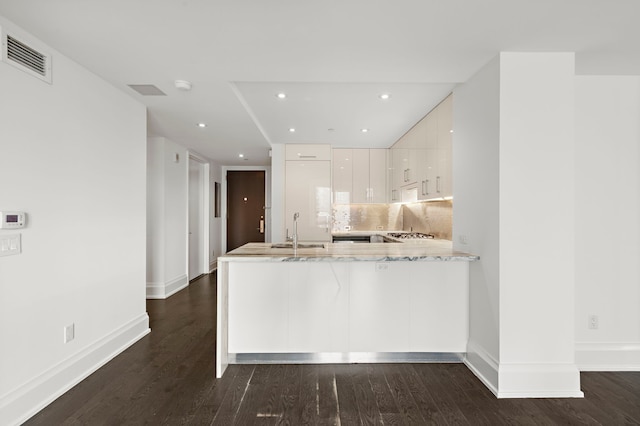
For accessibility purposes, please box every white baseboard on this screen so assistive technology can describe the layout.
[0,314,150,426]
[209,260,217,273]
[146,274,188,299]
[496,363,583,398]
[464,340,499,396]
[465,340,583,398]
[576,342,640,371]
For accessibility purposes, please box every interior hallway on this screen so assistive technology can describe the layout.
[25,274,640,425]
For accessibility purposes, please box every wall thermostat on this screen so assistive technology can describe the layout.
[0,212,26,229]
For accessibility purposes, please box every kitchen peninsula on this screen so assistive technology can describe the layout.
[216,239,478,377]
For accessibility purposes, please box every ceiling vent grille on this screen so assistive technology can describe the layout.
[2,32,52,84]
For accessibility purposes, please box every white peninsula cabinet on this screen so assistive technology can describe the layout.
[216,242,478,377]
[224,260,468,357]
[333,148,388,204]
[285,144,332,242]
[228,262,350,353]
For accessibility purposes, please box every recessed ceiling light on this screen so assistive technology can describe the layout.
[175,80,192,91]
[197,123,206,128]
[239,154,244,158]
[276,93,287,99]
[378,93,391,100]
[289,128,296,133]
[361,128,369,133]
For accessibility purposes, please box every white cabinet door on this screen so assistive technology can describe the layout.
[409,262,468,352]
[349,263,411,352]
[368,149,388,203]
[288,263,350,352]
[436,94,453,199]
[333,148,353,204]
[422,112,439,200]
[337,148,388,204]
[286,160,332,241]
[228,263,288,353]
[352,149,370,203]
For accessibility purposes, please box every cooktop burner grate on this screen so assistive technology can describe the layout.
[387,232,435,239]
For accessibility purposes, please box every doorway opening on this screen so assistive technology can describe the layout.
[188,155,209,281]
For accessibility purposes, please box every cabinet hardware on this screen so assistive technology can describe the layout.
[298,155,317,159]
[422,179,429,196]
[436,176,441,193]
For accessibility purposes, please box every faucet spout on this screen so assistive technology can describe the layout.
[293,212,300,250]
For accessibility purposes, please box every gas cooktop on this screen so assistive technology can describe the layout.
[387,232,435,240]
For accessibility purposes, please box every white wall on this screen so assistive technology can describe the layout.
[574,76,640,370]
[0,16,149,425]
[453,56,501,389]
[146,137,188,298]
[498,53,577,368]
[454,52,581,398]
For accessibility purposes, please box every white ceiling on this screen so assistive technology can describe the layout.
[1,0,639,165]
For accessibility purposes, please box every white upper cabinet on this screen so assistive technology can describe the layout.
[392,93,454,202]
[436,94,453,199]
[286,144,332,242]
[333,148,353,204]
[367,149,388,203]
[333,148,387,204]
[419,111,439,200]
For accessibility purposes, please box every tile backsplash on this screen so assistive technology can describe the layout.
[332,203,402,232]
[332,200,452,240]
[402,200,452,240]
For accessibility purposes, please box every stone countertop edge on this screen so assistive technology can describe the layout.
[220,242,479,262]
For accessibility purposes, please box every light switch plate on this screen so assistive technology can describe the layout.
[0,234,21,257]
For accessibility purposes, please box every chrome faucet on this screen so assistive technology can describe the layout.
[292,212,300,250]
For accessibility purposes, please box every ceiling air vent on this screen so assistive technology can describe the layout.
[2,32,52,84]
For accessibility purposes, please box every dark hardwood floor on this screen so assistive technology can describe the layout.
[26,273,640,425]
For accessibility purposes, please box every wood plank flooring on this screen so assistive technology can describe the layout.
[25,273,640,425]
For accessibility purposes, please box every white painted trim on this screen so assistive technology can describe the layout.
[464,339,499,397]
[465,340,584,398]
[496,363,583,398]
[228,82,273,145]
[0,314,150,426]
[576,342,640,371]
[146,274,188,299]
[187,153,211,279]
[209,260,218,273]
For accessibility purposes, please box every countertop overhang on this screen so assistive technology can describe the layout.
[220,240,479,262]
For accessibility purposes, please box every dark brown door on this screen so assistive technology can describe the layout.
[226,171,266,251]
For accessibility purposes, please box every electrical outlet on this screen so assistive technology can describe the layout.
[588,315,599,330]
[375,263,389,272]
[64,323,75,343]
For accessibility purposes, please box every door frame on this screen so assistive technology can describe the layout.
[221,165,271,254]
[187,152,210,280]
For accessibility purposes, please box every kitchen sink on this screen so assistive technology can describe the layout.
[271,243,325,249]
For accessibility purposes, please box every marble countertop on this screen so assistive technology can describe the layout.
[220,240,479,262]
